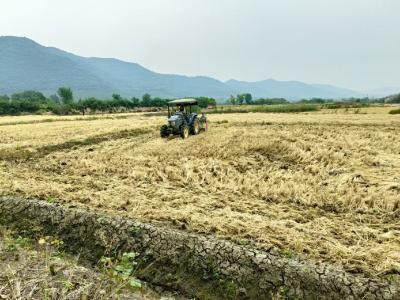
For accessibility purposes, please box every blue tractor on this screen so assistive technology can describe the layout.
[160,98,207,139]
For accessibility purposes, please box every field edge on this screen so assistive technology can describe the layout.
[0,197,398,300]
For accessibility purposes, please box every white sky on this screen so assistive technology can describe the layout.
[1,0,399,91]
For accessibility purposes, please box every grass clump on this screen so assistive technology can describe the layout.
[100,252,143,289]
[0,228,166,299]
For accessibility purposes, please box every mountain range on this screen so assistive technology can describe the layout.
[0,36,392,100]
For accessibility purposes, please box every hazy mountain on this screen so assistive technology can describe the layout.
[226,79,364,100]
[0,36,369,100]
[0,36,114,97]
[0,36,231,98]
[364,87,400,98]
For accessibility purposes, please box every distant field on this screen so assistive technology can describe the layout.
[0,108,399,278]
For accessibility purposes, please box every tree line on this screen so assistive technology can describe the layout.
[0,87,397,116]
[227,93,398,106]
[384,94,400,104]
[0,88,217,115]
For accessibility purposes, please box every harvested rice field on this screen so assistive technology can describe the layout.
[0,108,399,279]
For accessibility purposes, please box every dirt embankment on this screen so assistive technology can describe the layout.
[0,197,398,300]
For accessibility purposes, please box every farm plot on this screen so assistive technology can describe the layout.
[0,110,399,278]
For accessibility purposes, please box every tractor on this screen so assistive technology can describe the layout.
[160,98,207,139]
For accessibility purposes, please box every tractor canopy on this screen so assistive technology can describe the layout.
[168,98,198,106]
[167,98,198,117]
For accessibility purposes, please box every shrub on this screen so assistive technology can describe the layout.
[322,102,370,109]
[251,104,319,113]
[389,108,400,114]
[207,108,249,114]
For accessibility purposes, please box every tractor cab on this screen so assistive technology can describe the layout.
[160,98,207,139]
[168,98,196,121]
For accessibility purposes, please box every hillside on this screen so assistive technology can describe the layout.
[0,36,364,99]
[0,36,231,99]
[0,37,113,97]
[226,79,364,99]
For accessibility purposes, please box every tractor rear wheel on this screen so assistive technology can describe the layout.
[160,125,169,138]
[190,119,200,135]
[180,124,189,139]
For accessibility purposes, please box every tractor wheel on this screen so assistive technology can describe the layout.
[180,124,189,139]
[190,119,200,135]
[160,125,169,138]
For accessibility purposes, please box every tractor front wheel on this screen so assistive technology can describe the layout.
[180,124,189,139]
[160,125,169,138]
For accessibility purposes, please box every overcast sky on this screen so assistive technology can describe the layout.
[1,0,399,91]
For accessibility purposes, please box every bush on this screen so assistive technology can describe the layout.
[251,104,319,113]
[197,97,217,108]
[207,108,249,114]
[11,90,46,103]
[253,98,288,105]
[322,102,370,109]
[389,108,400,114]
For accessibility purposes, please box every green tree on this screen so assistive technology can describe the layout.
[0,95,10,115]
[237,94,244,105]
[141,93,152,107]
[112,94,122,101]
[10,91,45,113]
[197,97,216,108]
[387,94,400,103]
[11,90,46,103]
[244,93,252,104]
[49,94,60,104]
[131,97,140,107]
[57,87,74,105]
[0,95,9,102]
